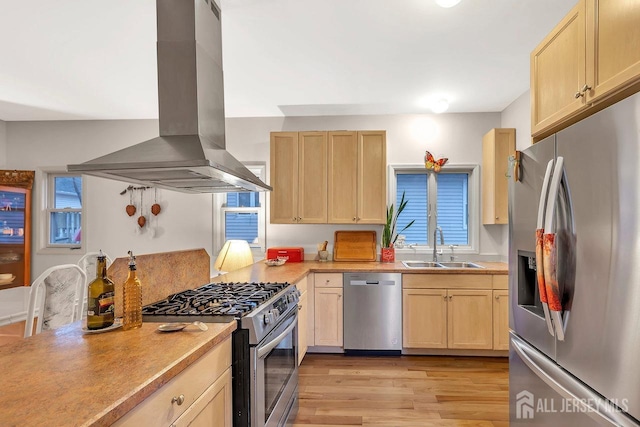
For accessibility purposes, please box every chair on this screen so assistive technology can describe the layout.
[77,252,113,320]
[24,264,87,338]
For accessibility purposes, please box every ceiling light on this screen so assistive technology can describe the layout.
[430,98,449,114]
[436,0,462,8]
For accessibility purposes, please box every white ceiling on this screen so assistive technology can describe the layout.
[0,0,576,121]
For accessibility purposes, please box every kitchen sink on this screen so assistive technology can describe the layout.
[402,261,485,269]
[402,261,445,268]
[437,261,484,269]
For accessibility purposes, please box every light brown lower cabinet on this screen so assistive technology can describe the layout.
[402,289,447,348]
[493,289,510,350]
[298,291,308,363]
[402,274,508,352]
[403,289,493,350]
[314,287,343,347]
[114,337,232,426]
[171,368,232,427]
[447,289,493,350]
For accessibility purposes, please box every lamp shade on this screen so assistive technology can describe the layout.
[214,240,254,272]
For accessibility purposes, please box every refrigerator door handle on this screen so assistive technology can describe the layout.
[543,156,565,341]
[511,334,637,426]
[536,159,556,337]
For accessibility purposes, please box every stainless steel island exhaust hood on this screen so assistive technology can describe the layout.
[68,0,271,193]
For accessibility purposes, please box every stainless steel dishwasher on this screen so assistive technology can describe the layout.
[343,272,402,355]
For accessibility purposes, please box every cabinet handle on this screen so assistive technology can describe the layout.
[496,216,499,220]
[297,217,302,221]
[292,218,297,222]
[338,294,342,299]
[171,394,185,406]
[574,91,584,99]
[443,295,447,300]
[495,295,500,300]
[353,217,357,221]
[298,304,303,311]
[448,295,452,300]
[581,84,592,93]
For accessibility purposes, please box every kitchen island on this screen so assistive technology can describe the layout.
[0,320,236,426]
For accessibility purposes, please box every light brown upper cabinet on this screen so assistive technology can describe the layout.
[531,0,640,140]
[328,131,386,224]
[482,128,515,225]
[270,132,327,224]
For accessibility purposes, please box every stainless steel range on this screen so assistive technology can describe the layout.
[142,282,300,427]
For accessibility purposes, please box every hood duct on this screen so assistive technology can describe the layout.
[68,0,271,193]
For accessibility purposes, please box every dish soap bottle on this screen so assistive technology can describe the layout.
[122,250,143,330]
[87,250,115,330]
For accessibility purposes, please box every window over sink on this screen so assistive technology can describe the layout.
[390,164,479,253]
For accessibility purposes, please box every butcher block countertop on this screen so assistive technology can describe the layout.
[212,260,508,285]
[0,320,236,427]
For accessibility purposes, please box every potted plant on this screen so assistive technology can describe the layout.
[381,191,415,262]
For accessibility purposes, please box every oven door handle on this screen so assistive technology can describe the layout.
[257,316,298,359]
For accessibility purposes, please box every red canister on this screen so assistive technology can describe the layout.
[266,247,304,262]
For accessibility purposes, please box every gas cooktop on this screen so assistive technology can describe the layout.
[142,281,291,320]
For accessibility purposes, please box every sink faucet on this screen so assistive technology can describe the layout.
[433,226,444,262]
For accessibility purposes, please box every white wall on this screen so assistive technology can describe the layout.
[501,90,532,151]
[497,89,532,257]
[226,112,507,260]
[6,120,214,277]
[5,109,522,279]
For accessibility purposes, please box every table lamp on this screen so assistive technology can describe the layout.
[214,240,254,273]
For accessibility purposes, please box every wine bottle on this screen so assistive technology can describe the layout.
[86,250,115,330]
[122,250,143,330]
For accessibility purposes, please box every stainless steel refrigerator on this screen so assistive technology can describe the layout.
[509,90,640,426]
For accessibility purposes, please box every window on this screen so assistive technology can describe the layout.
[214,164,266,254]
[45,173,83,248]
[391,164,478,252]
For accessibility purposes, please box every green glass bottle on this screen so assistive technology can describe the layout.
[122,250,143,330]
[86,250,115,330]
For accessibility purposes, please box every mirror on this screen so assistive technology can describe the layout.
[0,170,34,290]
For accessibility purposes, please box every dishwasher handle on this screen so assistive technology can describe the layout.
[349,280,396,286]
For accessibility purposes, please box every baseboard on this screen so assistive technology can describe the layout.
[402,348,509,357]
[307,345,344,354]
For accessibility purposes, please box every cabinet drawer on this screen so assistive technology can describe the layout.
[315,273,343,288]
[114,337,231,426]
[492,275,508,290]
[403,274,491,289]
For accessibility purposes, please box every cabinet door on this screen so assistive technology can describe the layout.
[493,290,509,351]
[357,131,386,224]
[327,131,358,223]
[171,368,232,427]
[531,0,587,137]
[314,287,343,346]
[482,129,515,225]
[447,290,493,350]
[298,290,308,365]
[270,132,299,224]
[298,132,328,223]
[402,289,447,349]
[586,0,640,103]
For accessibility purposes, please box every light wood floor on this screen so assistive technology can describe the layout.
[293,353,509,427]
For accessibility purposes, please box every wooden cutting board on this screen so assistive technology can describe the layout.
[333,230,377,262]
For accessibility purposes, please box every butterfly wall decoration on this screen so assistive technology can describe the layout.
[424,151,448,173]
